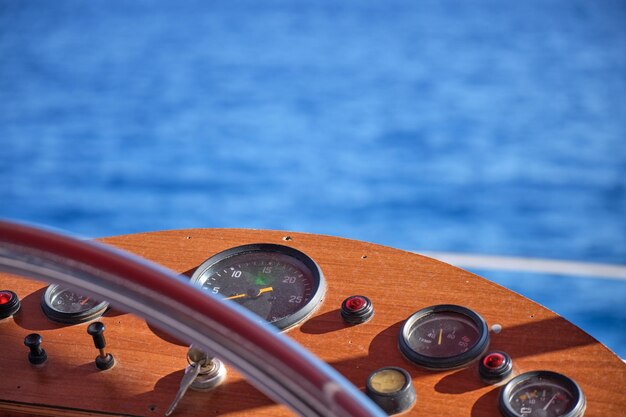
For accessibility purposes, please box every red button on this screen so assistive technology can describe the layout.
[346,296,367,312]
[483,352,505,369]
[0,291,13,305]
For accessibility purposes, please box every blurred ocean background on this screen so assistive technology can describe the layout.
[0,1,625,356]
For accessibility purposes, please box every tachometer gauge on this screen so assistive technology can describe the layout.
[41,284,108,324]
[499,371,586,417]
[190,244,325,331]
[398,304,489,370]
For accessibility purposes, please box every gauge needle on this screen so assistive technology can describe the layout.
[225,293,248,300]
[225,287,273,300]
[257,286,273,296]
[543,393,558,410]
[79,297,90,305]
[438,329,443,345]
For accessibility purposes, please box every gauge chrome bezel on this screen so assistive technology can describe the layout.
[398,304,489,370]
[41,284,109,324]
[499,370,586,417]
[190,243,326,331]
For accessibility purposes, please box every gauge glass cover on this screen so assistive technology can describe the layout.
[41,284,108,324]
[499,371,586,417]
[399,304,489,369]
[190,244,325,330]
[369,369,407,394]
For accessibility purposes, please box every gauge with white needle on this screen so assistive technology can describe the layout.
[499,371,586,417]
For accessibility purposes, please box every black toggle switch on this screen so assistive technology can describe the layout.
[87,321,115,370]
[24,333,48,365]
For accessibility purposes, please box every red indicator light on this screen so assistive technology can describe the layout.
[479,351,512,383]
[0,291,13,305]
[483,352,505,369]
[341,295,373,324]
[346,296,367,312]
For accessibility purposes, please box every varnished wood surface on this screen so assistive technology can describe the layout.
[0,229,624,417]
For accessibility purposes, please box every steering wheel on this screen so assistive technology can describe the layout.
[0,220,384,417]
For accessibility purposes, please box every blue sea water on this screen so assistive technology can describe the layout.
[0,1,625,355]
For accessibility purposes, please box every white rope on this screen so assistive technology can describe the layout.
[419,252,626,281]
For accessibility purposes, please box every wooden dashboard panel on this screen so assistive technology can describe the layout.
[0,228,624,416]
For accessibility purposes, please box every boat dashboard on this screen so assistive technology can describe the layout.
[0,227,624,416]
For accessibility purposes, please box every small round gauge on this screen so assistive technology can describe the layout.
[190,244,325,331]
[499,371,586,417]
[398,304,489,370]
[41,284,108,324]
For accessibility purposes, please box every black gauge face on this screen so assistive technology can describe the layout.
[399,305,489,370]
[500,371,586,417]
[190,244,325,331]
[406,312,480,357]
[41,284,108,324]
